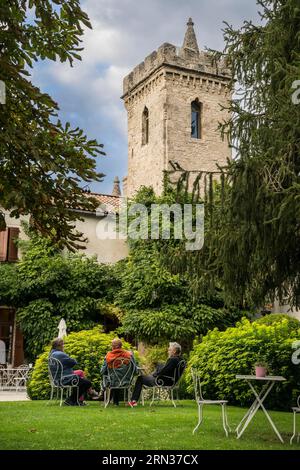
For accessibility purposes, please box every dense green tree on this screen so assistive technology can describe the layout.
[214,0,300,307]
[160,0,300,309]
[118,303,248,347]
[115,186,250,346]
[0,0,105,249]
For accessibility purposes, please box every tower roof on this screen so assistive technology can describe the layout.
[182,18,199,54]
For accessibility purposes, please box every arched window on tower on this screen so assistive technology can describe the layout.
[142,107,149,145]
[191,99,202,139]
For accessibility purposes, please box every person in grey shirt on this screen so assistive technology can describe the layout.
[128,342,185,407]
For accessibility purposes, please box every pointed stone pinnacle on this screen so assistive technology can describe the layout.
[182,17,199,54]
[112,176,121,197]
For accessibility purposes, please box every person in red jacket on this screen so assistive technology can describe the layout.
[101,338,136,405]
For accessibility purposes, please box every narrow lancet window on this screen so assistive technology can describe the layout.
[191,100,202,139]
[142,107,149,145]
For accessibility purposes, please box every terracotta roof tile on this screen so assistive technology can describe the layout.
[88,192,121,213]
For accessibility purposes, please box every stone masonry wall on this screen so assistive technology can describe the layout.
[125,70,168,197]
[165,69,231,175]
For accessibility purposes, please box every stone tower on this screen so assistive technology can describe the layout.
[122,19,232,197]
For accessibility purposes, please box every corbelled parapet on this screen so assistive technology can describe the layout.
[123,19,231,97]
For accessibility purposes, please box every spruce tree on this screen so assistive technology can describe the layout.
[216,0,300,307]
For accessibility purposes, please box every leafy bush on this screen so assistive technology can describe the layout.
[115,244,187,310]
[187,318,300,410]
[143,344,168,373]
[17,300,58,359]
[254,313,300,331]
[0,263,18,305]
[119,304,249,345]
[27,328,137,400]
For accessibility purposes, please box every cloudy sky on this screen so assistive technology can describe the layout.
[33,0,260,195]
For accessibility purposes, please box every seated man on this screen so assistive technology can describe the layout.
[128,342,184,407]
[101,338,137,405]
[49,338,99,406]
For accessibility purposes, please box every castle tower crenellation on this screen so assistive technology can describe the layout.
[122,19,232,197]
[123,39,230,97]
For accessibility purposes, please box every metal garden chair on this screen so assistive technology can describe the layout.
[13,364,31,391]
[103,357,137,408]
[145,359,186,408]
[48,356,79,406]
[290,395,300,444]
[191,368,231,436]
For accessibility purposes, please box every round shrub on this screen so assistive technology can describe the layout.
[27,327,137,400]
[254,313,300,331]
[187,318,300,410]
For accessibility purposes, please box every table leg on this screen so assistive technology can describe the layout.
[236,399,259,434]
[247,381,284,443]
[236,383,270,435]
[237,381,283,442]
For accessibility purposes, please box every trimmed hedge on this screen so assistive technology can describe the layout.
[27,327,137,400]
[187,317,300,410]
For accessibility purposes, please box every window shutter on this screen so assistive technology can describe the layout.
[0,229,8,262]
[7,227,19,262]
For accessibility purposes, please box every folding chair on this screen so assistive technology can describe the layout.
[191,368,230,436]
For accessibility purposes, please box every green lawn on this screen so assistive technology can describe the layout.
[0,400,299,450]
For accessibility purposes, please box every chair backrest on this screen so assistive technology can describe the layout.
[191,368,205,401]
[156,359,186,387]
[297,395,300,409]
[48,356,64,387]
[175,359,186,385]
[106,357,136,389]
[48,356,80,389]
[15,364,30,381]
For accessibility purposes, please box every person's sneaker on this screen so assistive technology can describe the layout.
[79,401,88,406]
[128,400,137,408]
